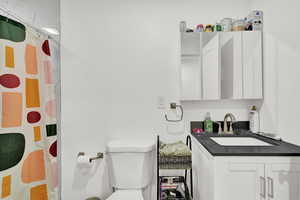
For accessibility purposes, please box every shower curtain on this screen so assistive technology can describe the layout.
[0,15,59,200]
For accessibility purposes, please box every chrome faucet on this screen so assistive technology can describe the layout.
[223,113,236,134]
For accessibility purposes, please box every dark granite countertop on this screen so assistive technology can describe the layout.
[192,132,300,156]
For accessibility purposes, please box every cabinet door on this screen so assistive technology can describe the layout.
[181,32,201,56]
[242,31,263,99]
[216,163,266,200]
[180,32,202,100]
[220,32,243,99]
[266,163,300,200]
[202,32,221,100]
[180,56,202,100]
[192,139,214,200]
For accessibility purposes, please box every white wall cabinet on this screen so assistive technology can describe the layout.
[180,31,263,101]
[191,137,300,200]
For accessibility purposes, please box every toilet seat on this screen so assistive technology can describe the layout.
[106,190,143,200]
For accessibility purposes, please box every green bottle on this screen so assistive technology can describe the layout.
[204,112,213,133]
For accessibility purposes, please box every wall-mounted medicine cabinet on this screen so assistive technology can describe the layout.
[180,31,263,101]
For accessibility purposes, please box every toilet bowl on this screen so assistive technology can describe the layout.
[106,139,155,200]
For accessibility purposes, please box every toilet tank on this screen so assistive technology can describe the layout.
[106,139,155,189]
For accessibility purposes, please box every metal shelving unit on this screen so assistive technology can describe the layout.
[157,135,193,200]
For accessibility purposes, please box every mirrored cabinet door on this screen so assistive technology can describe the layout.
[220,32,243,99]
[180,32,202,100]
[242,31,263,99]
[180,56,202,100]
[202,32,221,100]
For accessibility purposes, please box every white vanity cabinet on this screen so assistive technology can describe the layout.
[265,163,300,200]
[180,31,263,101]
[191,137,300,200]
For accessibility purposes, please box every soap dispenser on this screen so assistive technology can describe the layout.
[249,106,259,133]
[204,112,213,133]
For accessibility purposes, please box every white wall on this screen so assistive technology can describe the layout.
[250,0,300,144]
[60,0,253,199]
[0,0,59,30]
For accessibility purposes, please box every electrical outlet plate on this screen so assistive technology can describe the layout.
[157,96,165,109]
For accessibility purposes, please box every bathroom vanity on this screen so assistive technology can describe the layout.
[191,133,300,200]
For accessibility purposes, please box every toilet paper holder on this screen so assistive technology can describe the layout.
[77,152,104,162]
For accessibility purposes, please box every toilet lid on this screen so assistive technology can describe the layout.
[106,140,155,153]
[107,190,143,200]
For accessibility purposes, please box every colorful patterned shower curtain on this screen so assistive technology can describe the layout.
[0,15,58,200]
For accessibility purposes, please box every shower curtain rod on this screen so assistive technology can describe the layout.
[0,6,59,43]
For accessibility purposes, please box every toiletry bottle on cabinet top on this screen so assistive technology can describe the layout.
[249,105,259,133]
[204,112,213,133]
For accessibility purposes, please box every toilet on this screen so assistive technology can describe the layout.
[106,139,155,200]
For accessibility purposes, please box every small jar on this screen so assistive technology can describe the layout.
[220,18,233,32]
[204,24,213,32]
[252,19,263,31]
[195,24,204,32]
[232,19,246,31]
[214,23,222,32]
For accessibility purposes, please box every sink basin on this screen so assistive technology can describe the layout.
[211,137,273,146]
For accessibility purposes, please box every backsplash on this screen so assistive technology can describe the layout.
[190,121,250,133]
